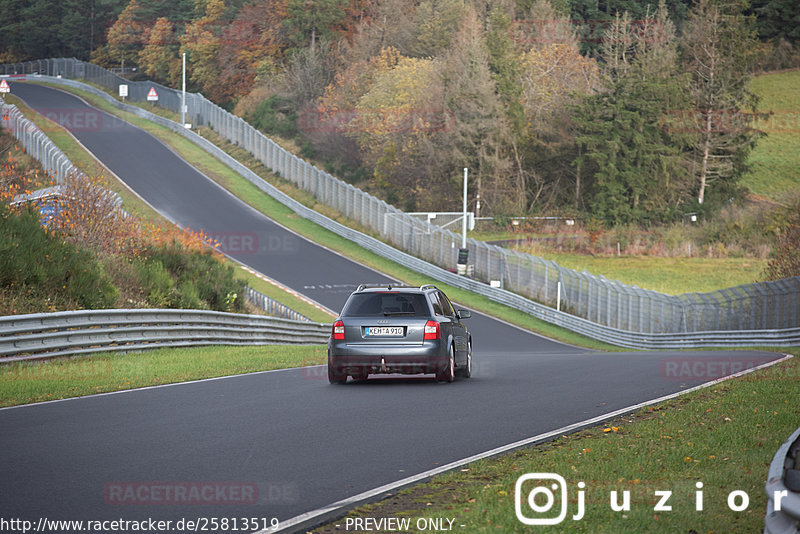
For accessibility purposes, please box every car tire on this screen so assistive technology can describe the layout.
[456,341,472,379]
[328,358,347,385]
[437,344,455,383]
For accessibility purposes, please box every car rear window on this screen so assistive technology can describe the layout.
[341,293,429,317]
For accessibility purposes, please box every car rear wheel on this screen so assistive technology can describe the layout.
[437,344,455,383]
[328,358,347,384]
[456,341,472,379]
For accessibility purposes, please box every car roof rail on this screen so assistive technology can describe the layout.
[356,283,414,292]
[419,284,438,291]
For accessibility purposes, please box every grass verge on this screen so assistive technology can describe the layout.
[233,266,335,322]
[509,252,767,294]
[33,80,619,351]
[0,344,327,408]
[742,70,800,203]
[313,349,798,533]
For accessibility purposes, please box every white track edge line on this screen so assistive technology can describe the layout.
[264,353,794,533]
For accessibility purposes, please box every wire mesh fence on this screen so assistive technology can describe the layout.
[5,58,799,334]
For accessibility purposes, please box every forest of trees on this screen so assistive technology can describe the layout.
[1,0,798,224]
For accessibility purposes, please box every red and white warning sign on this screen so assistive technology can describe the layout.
[146,87,158,101]
[0,79,10,94]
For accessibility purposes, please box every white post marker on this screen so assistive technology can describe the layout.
[147,87,158,102]
[0,80,10,94]
[119,84,128,102]
[557,281,562,312]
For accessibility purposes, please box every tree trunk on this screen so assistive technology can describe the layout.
[698,112,711,204]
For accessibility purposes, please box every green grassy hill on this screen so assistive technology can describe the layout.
[741,70,800,203]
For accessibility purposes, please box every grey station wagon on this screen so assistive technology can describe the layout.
[327,284,472,383]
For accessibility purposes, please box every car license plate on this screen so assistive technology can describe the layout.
[365,326,403,336]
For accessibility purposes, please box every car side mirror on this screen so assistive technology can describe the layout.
[457,310,471,320]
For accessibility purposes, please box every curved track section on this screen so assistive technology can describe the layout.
[0,81,786,532]
[9,82,389,313]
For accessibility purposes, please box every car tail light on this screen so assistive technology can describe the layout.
[424,320,440,340]
[332,320,345,340]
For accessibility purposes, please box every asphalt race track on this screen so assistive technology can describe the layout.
[0,81,786,532]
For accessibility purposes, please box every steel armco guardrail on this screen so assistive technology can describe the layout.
[0,96,81,183]
[1,98,125,213]
[0,309,331,363]
[5,70,799,348]
[765,426,800,533]
[245,287,312,322]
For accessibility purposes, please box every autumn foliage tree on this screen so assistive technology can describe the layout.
[106,0,149,68]
[438,9,516,214]
[513,0,599,209]
[138,17,180,84]
[217,0,291,101]
[57,0,792,227]
[180,0,226,99]
[356,54,443,207]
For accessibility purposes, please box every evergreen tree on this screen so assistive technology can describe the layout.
[750,0,799,44]
[284,0,348,53]
[486,4,526,139]
[574,2,694,224]
[409,0,466,57]
[1,0,64,60]
[58,0,126,60]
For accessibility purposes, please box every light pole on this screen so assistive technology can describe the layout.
[462,167,468,249]
[457,167,469,275]
[181,52,186,127]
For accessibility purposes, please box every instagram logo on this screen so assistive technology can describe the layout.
[515,473,584,525]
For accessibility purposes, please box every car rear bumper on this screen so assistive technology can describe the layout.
[328,341,446,375]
